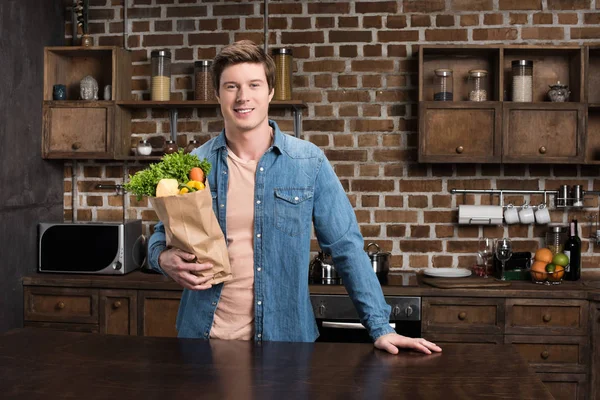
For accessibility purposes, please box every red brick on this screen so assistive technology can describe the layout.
[340,45,358,58]
[314,74,333,88]
[400,240,443,253]
[304,120,345,132]
[327,90,370,102]
[351,60,394,72]
[521,27,564,40]
[411,225,431,238]
[407,164,428,177]
[425,29,468,41]
[375,90,412,102]
[451,0,493,10]
[436,15,455,27]
[559,13,579,24]
[308,3,351,14]
[364,45,382,57]
[281,31,324,44]
[128,7,160,19]
[375,210,418,223]
[460,14,479,26]
[404,0,445,13]
[584,13,600,24]
[364,16,383,28]
[213,4,254,16]
[378,30,419,42]
[359,165,379,177]
[361,225,382,238]
[350,120,394,132]
[334,164,353,176]
[292,18,311,30]
[384,195,404,207]
[411,15,431,27]
[484,13,504,25]
[387,16,406,29]
[384,165,404,177]
[268,3,302,14]
[382,134,401,146]
[330,30,372,43]
[510,13,529,24]
[333,134,354,147]
[314,46,334,58]
[324,150,367,162]
[339,105,359,117]
[387,225,407,237]
[338,17,359,28]
[316,17,335,29]
[356,1,397,13]
[303,60,345,73]
[532,13,553,24]
[435,226,455,238]
[472,28,518,41]
[222,19,240,31]
[499,0,542,10]
[408,195,428,208]
[399,180,443,192]
[166,6,207,18]
[352,179,394,192]
[547,0,590,10]
[338,75,358,88]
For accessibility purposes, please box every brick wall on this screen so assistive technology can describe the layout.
[65,0,600,272]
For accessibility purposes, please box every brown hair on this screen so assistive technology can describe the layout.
[211,40,276,95]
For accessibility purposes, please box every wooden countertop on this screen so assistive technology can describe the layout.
[23,270,600,300]
[0,328,553,400]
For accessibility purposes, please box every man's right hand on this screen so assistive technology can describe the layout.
[158,248,214,290]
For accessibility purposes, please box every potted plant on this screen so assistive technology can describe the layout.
[75,0,92,46]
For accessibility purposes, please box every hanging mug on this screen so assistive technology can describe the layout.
[503,204,519,225]
[534,204,551,224]
[518,204,535,224]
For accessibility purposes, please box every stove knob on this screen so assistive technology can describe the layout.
[405,305,413,317]
[392,305,401,317]
[318,304,326,316]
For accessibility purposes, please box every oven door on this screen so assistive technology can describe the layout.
[311,295,422,343]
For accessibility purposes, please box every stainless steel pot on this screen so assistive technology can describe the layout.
[309,251,342,285]
[366,242,390,285]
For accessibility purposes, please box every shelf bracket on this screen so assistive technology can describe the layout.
[292,105,302,138]
[169,109,178,142]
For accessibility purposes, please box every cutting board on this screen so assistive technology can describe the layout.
[422,277,512,289]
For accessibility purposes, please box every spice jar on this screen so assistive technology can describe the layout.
[151,50,171,101]
[433,69,453,101]
[468,69,488,102]
[194,60,215,101]
[164,139,178,154]
[512,60,533,102]
[272,48,293,101]
[184,139,200,154]
[136,139,152,156]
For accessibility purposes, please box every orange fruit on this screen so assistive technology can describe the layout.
[534,248,553,264]
[549,265,565,282]
[531,260,549,281]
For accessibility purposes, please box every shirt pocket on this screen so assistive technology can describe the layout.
[274,188,314,237]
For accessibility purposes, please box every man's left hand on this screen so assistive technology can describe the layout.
[374,333,442,355]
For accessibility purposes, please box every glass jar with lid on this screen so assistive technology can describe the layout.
[468,69,488,102]
[184,139,200,154]
[164,139,178,155]
[433,69,453,101]
[272,48,293,101]
[194,60,216,101]
[151,50,171,101]
[512,60,533,102]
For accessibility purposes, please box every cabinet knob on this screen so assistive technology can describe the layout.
[539,146,547,154]
[113,301,122,309]
[71,142,81,150]
[56,301,65,310]
[542,314,552,323]
[458,311,467,321]
[318,304,326,316]
[455,146,464,154]
[541,350,550,360]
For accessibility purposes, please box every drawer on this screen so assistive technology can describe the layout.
[505,299,588,336]
[537,373,587,400]
[505,335,588,373]
[24,286,98,324]
[422,297,504,335]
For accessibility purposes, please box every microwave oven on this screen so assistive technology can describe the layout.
[38,220,145,275]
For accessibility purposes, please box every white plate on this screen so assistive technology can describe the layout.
[423,268,472,278]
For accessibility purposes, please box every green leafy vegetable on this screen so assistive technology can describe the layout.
[123,150,211,200]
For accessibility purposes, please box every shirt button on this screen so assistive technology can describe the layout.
[257,267,261,272]
[204,332,209,337]
[212,302,217,306]
[257,233,261,238]
[256,200,261,204]
[259,167,264,172]
[222,171,227,174]
[220,204,224,208]
[257,301,262,305]
[294,196,299,201]
[257,333,262,338]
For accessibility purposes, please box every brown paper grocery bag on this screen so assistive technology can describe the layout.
[150,182,232,285]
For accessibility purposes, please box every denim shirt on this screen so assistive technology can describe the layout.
[148,120,394,342]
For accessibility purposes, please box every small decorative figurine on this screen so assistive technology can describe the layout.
[103,84,112,100]
[80,75,98,100]
[52,84,67,100]
[547,81,570,102]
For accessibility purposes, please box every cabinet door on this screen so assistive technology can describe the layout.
[138,290,181,337]
[99,289,137,336]
[42,102,114,159]
[590,302,600,400]
[418,102,502,163]
[505,335,588,374]
[502,103,586,163]
[505,298,588,336]
[24,286,98,324]
[537,373,587,400]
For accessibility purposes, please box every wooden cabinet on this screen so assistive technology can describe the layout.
[41,46,131,159]
[138,290,180,337]
[419,45,586,164]
[590,300,600,400]
[99,289,137,336]
[505,298,589,400]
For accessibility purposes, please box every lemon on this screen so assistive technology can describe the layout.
[545,263,556,273]
[552,253,569,267]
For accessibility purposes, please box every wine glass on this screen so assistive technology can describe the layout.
[477,238,494,278]
[494,238,513,281]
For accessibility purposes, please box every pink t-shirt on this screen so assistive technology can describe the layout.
[210,149,256,340]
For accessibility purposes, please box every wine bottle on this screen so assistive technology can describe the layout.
[564,219,581,281]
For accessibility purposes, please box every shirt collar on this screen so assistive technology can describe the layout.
[213,120,285,154]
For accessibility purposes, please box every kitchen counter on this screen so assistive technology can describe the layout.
[0,328,553,400]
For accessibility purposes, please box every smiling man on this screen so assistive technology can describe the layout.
[148,40,441,355]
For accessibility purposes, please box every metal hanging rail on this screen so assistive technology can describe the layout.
[450,188,600,208]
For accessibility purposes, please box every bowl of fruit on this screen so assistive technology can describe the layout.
[530,248,567,285]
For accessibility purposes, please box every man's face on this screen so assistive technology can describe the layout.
[217,62,274,133]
